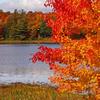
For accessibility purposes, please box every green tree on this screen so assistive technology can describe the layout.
[5,9,29,40]
[15,10,29,40]
[5,9,19,40]
[39,20,52,38]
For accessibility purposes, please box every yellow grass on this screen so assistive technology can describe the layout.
[0,83,91,100]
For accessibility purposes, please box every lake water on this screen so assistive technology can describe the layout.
[0,44,59,85]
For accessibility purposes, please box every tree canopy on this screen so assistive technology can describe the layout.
[32,0,100,99]
[0,10,53,40]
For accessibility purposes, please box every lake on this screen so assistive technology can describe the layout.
[0,44,59,85]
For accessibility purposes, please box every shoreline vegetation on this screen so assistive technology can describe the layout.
[0,82,90,100]
[0,38,58,44]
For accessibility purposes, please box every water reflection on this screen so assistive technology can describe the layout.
[0,44,59,84]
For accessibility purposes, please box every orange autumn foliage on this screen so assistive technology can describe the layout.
[32,0,100,99]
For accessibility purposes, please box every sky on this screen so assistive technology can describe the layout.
[0,0,52,12]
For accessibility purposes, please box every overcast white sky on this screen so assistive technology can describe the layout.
[0,0,52,12]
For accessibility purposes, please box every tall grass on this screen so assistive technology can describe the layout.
[0,83,91,100]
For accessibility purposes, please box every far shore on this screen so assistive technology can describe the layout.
[0,39,58,44]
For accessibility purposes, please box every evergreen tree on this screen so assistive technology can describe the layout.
[39,20,52,38]
[16,10,29,40]
[5,9,19,40]
[5,9,29,40]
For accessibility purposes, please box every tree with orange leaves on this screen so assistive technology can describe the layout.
[32,0,100,99]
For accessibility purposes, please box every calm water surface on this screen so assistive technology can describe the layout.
[0,44,59,84]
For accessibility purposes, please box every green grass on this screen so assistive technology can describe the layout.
[0,38,57,44]
[0,83,91,100]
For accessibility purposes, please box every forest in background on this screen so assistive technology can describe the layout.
[0,9,53,41]
[0,9,87,42]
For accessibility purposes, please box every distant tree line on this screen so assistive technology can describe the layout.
[0,9,88,41]
[0,9,53,40]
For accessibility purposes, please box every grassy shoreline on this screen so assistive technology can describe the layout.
[0,38,58,44]
[0,40,57,44]
[0,83,91,100]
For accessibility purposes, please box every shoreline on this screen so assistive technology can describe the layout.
[0,82,90,99]
[0,39,58,44]
[0,82,55,87]
[0,82,55,88]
